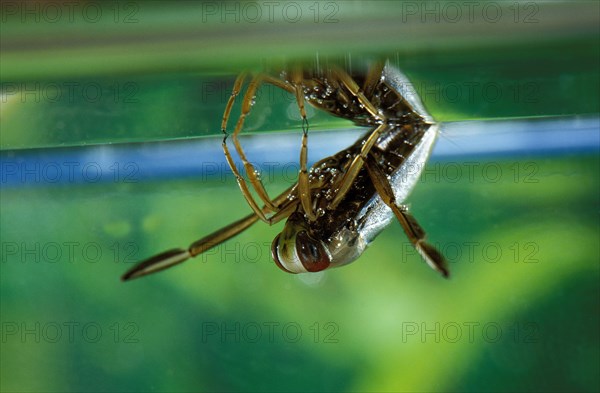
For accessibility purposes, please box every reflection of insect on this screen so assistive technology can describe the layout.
[122,61,448,281]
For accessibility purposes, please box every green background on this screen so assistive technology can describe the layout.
[1,1,599,392]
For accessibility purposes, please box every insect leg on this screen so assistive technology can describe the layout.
[362,61,385,99]
[221,76,275,222]
[223,72,309,221]
[122,185,299,281]
[121,215,256,282]
[227,70,316,221]
[289,67,317,221]
[224,74,283,213]
[221,72,247,134]
[329,122,390,210]
[222,137,272,223]
[256,71,316,221]
[188,194,297,258]
[325,65,392,210]
[364,153,449,278]
[221,73,278,221]
[331,66,383,121]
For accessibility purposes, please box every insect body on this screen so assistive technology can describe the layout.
[122,61,448,281]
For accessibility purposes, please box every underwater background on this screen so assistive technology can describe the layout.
[1,1,599,392]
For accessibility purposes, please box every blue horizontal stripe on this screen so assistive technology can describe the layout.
[1,116,598,188]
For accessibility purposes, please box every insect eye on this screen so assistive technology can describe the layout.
[271,233,292,273]
[296,231,331,272]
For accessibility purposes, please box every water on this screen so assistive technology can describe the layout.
[1,115,599,392]
[1,1,599,389]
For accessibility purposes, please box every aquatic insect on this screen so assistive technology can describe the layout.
[122,61,448,281]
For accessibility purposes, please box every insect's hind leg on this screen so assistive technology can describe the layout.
[364,153,449,278]
[122,184,299,281]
